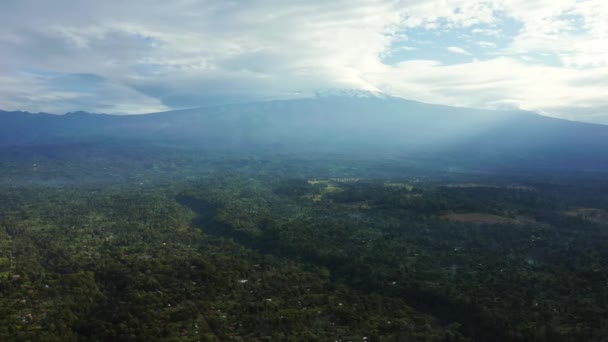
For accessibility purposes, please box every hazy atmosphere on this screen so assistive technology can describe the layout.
[1,0,607,122]
[2,1,608,341]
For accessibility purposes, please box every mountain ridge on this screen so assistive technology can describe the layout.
[1,92,602,129]
[1,95,607,172]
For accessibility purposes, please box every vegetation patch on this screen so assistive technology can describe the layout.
[563,208,608,224]
[384,182,414,190]
[440,212,519,225]
[3,150,608,340]
[445,183,535,191]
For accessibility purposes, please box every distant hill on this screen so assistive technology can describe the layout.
[1,94,607,172]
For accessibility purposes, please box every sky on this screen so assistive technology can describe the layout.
[0,0,607,123]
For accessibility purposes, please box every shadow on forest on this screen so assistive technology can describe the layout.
[175,194,261,247]
[175,194,507,340]
[175,194,222,229]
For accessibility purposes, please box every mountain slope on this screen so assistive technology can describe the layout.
[1,95,607,172]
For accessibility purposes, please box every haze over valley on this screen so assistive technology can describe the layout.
[1,1,608,341]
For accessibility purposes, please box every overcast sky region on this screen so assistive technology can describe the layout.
[0,0,607,123]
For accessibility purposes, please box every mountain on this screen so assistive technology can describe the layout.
[1,94,607,172]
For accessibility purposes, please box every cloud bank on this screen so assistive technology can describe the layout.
[0,0,606,122]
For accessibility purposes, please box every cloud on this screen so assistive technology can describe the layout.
[0,71,167,114]
[477,41,497,48]
[447,46,472,55]
[0,0,606,123]
[0,0,403,112]
[471,27,501,37]
[371,58,608,124]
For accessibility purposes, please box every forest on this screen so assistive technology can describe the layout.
[1,142,608,341]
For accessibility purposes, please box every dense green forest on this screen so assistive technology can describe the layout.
[2,143,608,341]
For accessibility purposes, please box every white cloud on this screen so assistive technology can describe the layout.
[471,27,501,37]
[477,41,497,48]
[447,46,472,55]
[499,0,608,68]
[0,71,167,114]
[370,57,608,123]
[0,0,606,123]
